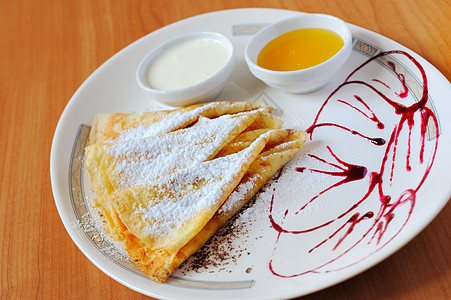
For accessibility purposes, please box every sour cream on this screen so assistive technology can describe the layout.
[146,37,231,91]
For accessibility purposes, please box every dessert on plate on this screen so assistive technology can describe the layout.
[84,101,306,283]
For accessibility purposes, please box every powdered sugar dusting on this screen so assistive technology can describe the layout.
[130,133,269,239]
[181,111,329,268]
[280,110,309,131]
[231,141,329,226]
[85,102,321,273]
[105,112,259,192]
[115,102,220,142]
[217,174,261,216]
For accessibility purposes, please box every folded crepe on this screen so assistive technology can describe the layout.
[85,103,283,240]
[87,101,274,145]
[84,101,306,283]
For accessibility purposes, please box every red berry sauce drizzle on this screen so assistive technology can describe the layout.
[268,50,440,278]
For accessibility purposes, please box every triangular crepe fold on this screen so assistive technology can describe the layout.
[83,101,307,283]
[118,129,307,283]
[112,130,280,255]
[85,106,272,239]
[88,101,269,145]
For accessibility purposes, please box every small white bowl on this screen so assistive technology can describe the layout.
[137,31,236,106]
[245,14,352,94]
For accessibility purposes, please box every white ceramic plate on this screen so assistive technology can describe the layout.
[50,8,451,300]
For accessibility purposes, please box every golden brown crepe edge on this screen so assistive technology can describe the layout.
[119,129,307,283]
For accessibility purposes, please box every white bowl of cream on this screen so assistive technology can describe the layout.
[137,31,236,106]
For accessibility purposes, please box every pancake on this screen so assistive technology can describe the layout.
[119,129,307,282]
[84,101,306,283]
[87,101,270,145]
[85,106,278,239]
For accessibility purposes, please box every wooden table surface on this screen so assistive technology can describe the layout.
[1,0,450,299]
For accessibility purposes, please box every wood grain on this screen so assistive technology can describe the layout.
[0,0,449,299]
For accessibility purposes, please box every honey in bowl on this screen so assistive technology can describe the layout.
[257,28,344,71]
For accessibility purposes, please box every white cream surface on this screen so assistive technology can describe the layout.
[146,37,231,91]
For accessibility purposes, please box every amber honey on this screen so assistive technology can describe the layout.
[257,28,344,71]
